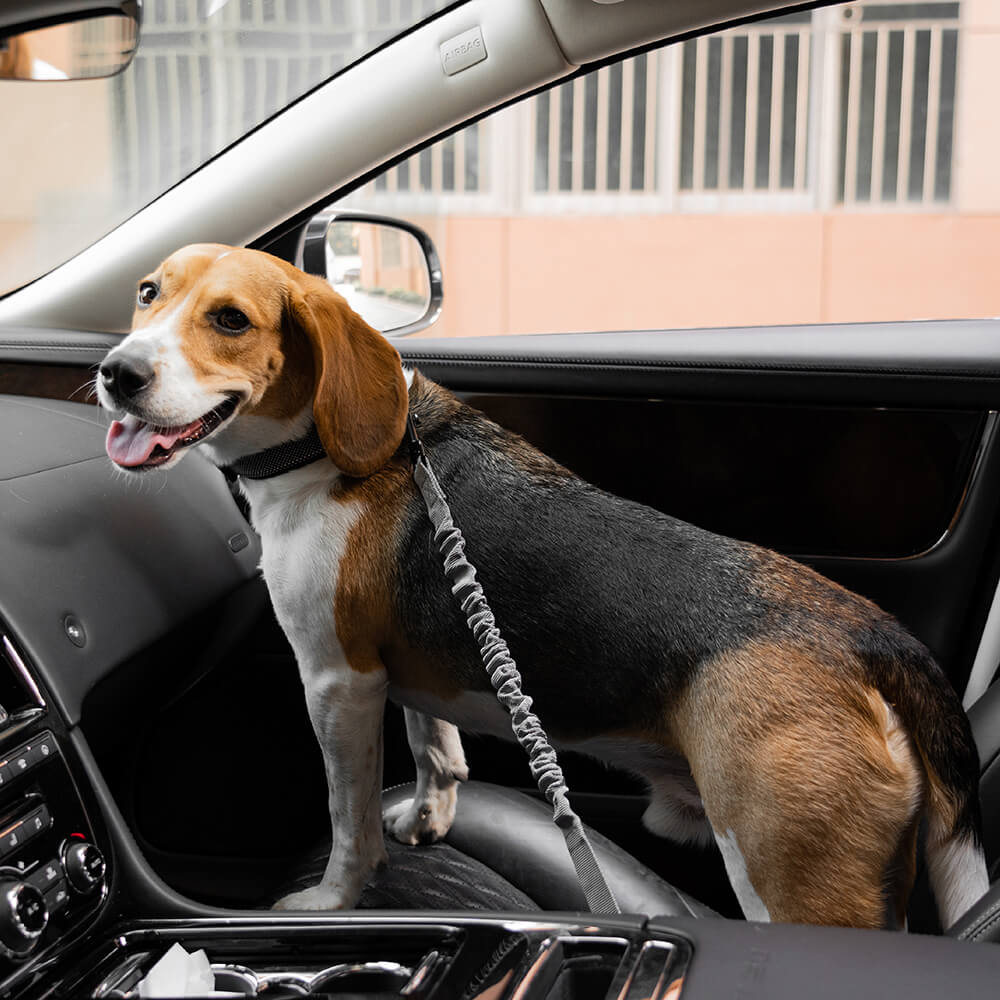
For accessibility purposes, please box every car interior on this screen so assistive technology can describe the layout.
[3,0,1000,997]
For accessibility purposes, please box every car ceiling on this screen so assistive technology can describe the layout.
[0,0,826,337]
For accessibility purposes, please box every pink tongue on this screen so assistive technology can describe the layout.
[106,414,200,467]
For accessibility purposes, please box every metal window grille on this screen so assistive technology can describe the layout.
[530,52,659,195]
[835,2,960,205]
[678,12,813,195]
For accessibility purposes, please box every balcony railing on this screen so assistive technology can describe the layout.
[834,2,959,205]
[677,12,813,197]
[530,52,660,196]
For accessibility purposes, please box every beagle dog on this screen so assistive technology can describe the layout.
[97,244,989,928]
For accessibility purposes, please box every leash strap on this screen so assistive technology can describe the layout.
[407,417,620,914]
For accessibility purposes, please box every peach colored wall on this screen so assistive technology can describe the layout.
[955,0,1000,212]
[413,216,510,338]
[410,214,1000,338]
[824,215,1000,323]
[505,215,825,334]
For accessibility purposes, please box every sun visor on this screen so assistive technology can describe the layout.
[539,0,828,65]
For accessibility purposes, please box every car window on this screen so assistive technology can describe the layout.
[336,0,999,338]
[0,0,450,297]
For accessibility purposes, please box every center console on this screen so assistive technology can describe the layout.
[32,909,1000,1000]
[0,631,108,992]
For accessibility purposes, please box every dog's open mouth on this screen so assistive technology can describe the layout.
[105,394,240,470]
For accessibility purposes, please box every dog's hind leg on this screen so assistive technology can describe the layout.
[384,709,468,845]
[675,643,924,927]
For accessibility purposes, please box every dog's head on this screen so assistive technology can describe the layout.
[97,244,408,477]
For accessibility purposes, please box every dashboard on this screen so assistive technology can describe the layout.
[0,395,260,728]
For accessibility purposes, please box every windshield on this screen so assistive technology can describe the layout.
[0,0,448,297]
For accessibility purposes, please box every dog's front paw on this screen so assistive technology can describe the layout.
[383,788,457,845]
[271,884,356,911]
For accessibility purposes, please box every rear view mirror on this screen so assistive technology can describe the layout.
[298,212,443,337]
[0,11,138,81]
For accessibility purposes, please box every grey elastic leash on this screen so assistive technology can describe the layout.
[406,416,620,914]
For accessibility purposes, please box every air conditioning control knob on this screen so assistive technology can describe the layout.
[62,842,105,894]
[0,880,47,955]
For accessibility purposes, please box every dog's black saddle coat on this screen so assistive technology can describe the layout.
[274,782,715,916]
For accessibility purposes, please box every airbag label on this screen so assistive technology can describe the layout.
[440,26,487,77]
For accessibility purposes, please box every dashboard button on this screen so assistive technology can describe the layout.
[27,862,60,893]
[0,821,24,858]
[42,880,69,915]
[2,734,59,784]
[23,806,50,839]
[24,736,57,768]
[0,806,51,860]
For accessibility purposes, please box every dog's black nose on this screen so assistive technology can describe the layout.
[100,358,154,401]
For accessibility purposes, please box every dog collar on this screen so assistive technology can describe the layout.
[222,414,424,481]
[219,424,327,481]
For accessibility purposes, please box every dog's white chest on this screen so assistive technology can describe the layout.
[243,471,362,655]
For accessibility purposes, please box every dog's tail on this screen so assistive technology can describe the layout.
[859,617,989,928]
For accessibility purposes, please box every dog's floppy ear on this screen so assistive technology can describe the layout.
[287,274,408,478]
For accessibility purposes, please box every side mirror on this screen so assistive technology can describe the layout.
[298,212,442,337]
[0,7,139,82]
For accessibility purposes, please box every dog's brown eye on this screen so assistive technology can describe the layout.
[137,281,158,307]
[213,307,251,335]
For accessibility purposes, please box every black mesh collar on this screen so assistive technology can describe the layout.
[219,425,327,481]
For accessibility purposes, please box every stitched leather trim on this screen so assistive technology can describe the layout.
[962,895,1000,941]
[0,343,112,354]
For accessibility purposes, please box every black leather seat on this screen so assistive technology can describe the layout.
[967,679,1000,881]
[946,680,1000,941]
[276,781,715,917]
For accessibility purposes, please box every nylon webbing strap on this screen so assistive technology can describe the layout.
[409,426,620,914]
